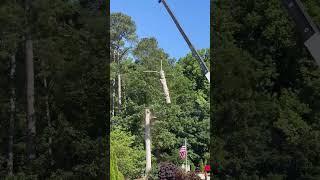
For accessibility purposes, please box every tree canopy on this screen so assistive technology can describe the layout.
[110,12,210,179]
[211,0,320,179]
[0,0,107,178]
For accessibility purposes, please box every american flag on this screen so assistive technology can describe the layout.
[179,145,187,159]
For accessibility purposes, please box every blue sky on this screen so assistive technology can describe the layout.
[111,0,210,60]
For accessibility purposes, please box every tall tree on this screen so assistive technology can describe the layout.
[110,13,137,114]
[0,0,23,176]
[25,0,36,161]
[8,54,16,176]
[43,70,53,166]
[0,0,108,178]
[212,0,320,178]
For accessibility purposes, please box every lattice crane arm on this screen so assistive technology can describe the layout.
[158,0,210,82]
[282,0,320,65]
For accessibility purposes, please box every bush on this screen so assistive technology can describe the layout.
[158,162,177,179]
[110,148,124,180]
[111,128,145,179]
[158,162,201,180]
[148,165,159,180]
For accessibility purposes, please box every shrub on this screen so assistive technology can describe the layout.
[158,162,201,180]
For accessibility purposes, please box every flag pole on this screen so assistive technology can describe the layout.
[185,138,187,172]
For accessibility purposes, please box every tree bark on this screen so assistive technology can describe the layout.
[116,50,122,114]
[145,108,152,176]
[111,79,115,117]
[8,54,16,176]
[26,37,36,160]
[25,0,36,161]
[159,70,171,104]
[123,79,126,112]
[117,73,121,113]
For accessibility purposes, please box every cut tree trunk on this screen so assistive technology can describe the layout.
[145,108,152,177]
[8,54,16,176]
[159,70,171,104]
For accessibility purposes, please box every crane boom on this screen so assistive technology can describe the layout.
[159,0,210,82]
[282,0,320,65]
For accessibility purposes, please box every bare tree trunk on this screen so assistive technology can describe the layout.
[111,79,115,117]
[159,70,171,104]
[25,0,36,161]
[117,74,121,113]
[123,80,126,112]
[116,50,122,114]
[43,77,53,166]
[145,108,152,177]
[26,36,36,161]
[26,37,36,160]
[8,55,16,176]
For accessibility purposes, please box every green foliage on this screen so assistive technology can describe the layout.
[110,147,124,180]
[274,90,311,145]
[199,160,204,172]
[212,0,320,179]
[147,164,159,180]
[0,0,107,178]
[110,12,137,48]
[110,10,210,178]
[110,128,145,179]
[111,34,210,165]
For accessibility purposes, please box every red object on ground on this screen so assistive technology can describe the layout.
[205,165,211,172]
